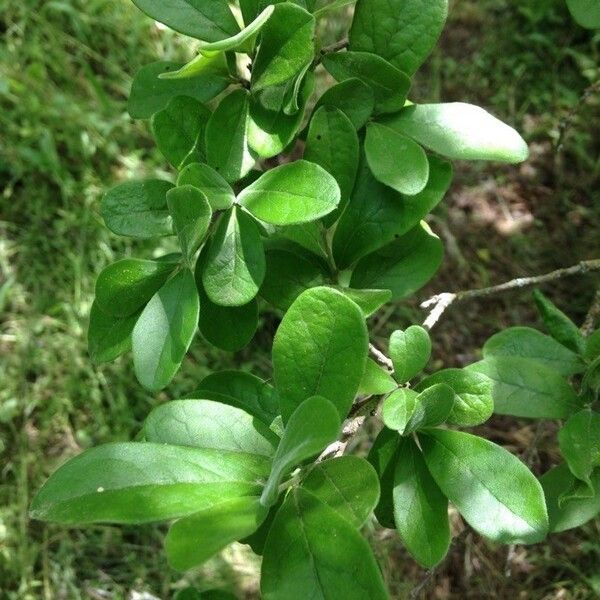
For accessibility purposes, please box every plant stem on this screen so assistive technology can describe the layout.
[421,258,600,330]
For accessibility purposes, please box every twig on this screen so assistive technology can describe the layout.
[556,79,600,154]
[420,259,600,331]
[369,343,394,370]
[319,38,349,56]
[581,289,600,336]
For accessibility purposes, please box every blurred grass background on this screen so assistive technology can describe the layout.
[0,0,599,598]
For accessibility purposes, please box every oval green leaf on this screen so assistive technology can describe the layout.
[177,162,235,211]
[389,325,432,383]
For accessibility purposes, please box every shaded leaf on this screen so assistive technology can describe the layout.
[177,162,235,211]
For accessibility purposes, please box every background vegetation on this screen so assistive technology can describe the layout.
[1,0,599,597]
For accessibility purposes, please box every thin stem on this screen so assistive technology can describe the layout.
[369,343,394,370]
[421,258,600,331]
[582,289,600,336]
[315,38,349,65]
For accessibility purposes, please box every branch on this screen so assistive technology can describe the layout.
[369,343,394,370]
[420,259,600,330]
[582,289,600,336]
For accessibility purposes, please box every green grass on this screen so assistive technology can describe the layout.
[1,0,599,598]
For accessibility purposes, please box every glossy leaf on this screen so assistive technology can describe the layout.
[349,0,448,75]
[368,427,400,528]
[393,438,450,567]
[261,396,340,506]
[144,399,278,456]
[389,325,432,383]
[248,72,314,158]
[541,463,600,532]
[166,497,266,570]
[381,388,418,434]
[95,258,177,318]
[313,78,375,130]
[177,162,235,211]
[350,222,444,300]
[251,3,315,92]
[559,409,600,492]
[336,287,392,317]
[130,0,240,41]
[202,207,266,306]
[205,89,255,183]
[402,385,454,434]
[421,429,549,544]
[151,96,210,168]
[272,286,369,421]
[483,326,585,377]
[359,358,397,395]
[304,106,359,217]
[533,289,585,355]
[132,269,199,391]
[467,356,580,419]
[30,442,270,524]
[302,456,380,527]
[416,368,493,427]
[167,185,212,260]
[261,488,388,600]
[333,154,451,269]
[88,301,139,364]
[322,51,410,114]
[389,103,529,163]
[365,123,429,195]
[238,160,340,225]
[260,244,327,311]
[101,179,173,239]
[128,61,228,119]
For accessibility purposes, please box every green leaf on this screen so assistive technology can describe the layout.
[205,89,256,183]
[30,442,270,524]
[566,0,600,28]
[302,456,380,528]
[389,325,431,383]
[483,326,585,377]
[166,497,267,570]
[416,368,493,427]
[368,426,400,528]
[313,78,375,130]
[559,409,600,493]
[238,160,340,225]
[349,0,448,75]
[365,122,429,195]
[248,71,315,158]
[101,179,173,239]
[359,358,397,395]
[385,385,454,435]
[586,329,600,362]
[145,399,278,456]
[132,269,199,391]
[260,244,327,311]
[532,289,585,355]
[322,51,411,114]
[177,162,235,211]
[333,154,451,268]
[194,370,280,426]
[393,438,450,567]
[251,3,315,92]
[151,96,210,168]
[202,206,266,306]
[261,396,340,506]
[389,103,529,163]
[261,488,388,600]
[197,284,258,352]
[170,6,275,76]
[335,287,392,317]
[381,388,417,434]
[95,258,178,318]
[541,463,600,533]
[130,0,239,41]
[467,356,580,419]
[304,106,359,219]
[128,61,229,119]
[350,222,444,300]
[314,0,357,17]
[272,286,369,421]
[167,186,212,260]
[421,429,549,544]
[88,301,139,364]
